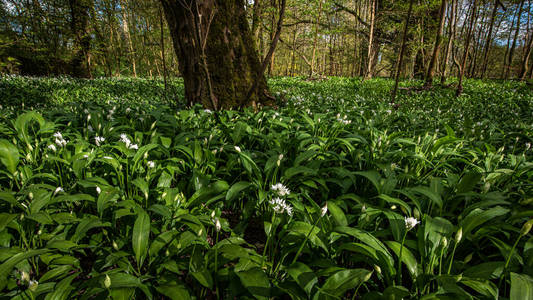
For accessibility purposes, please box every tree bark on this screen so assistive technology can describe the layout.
[425,0,447,86]
[310,0,323,77]
[520,30,533,80]
[480,0,503,79]
[161,0,272,109]
[364,0,376,80]
[69,0,92,78]
[391,0,414,104]
[457,0,477,96]
[441,0,457,84]
[505,0,524,79]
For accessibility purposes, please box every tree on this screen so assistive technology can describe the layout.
[425,0,447,87]
[161,0,278,109]
[390,0,414,104]
[69,0,93,77]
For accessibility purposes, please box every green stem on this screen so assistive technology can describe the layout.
[396,230,408,285]
[261,213,276,270]
[214,230,219,300]
[447,242,458,275]
[291,215,320,265]
[498,235,522,290]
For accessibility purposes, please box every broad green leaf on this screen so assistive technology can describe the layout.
[385,241,418,277]
[236,267,271,300]
[226,181,253,201]
[0,249,49,290]
[511,272,533,300]
[0,139,19,174]
[286,262,317,296]
[132,208,151,267]
[320,268,372,297]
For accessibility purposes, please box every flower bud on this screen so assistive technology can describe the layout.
[374,265,381,275]
[363,271,373,282]
[464,252,473,263]
[104,274,111,288]
[112,241,119,251]
[455,227,463,243]
[520,220,533,237]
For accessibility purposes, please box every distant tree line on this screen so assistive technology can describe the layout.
[0,0,531,82]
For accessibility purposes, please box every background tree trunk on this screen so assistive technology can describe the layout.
[457,0,477,96]
[425,0,447,86]
[161,0,272,109]
[505,0,524,79]
[69,0,92,78]
[364,0,376,80]
[391,0,414,104]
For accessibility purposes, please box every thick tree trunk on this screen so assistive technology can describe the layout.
[121,0,136,77]
[425,0,447,86]
[69,0,92,78]
[161,0,272,109]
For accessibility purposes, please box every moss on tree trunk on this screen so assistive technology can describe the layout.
[161,0,273,109]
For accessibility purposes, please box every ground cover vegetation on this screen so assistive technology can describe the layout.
[0,76,532,299]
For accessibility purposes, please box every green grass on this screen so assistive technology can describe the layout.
[0,76,532,299]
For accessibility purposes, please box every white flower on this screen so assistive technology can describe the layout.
[527,143,531,150]
[204,109,213,114]
[54,187,64,195]
[53,132,63,139]
[83,154,89,158]
[321,203,328,217]
[95,136,105,146]
[147,161,155,168]
[234,146,241,153]
[47,144,57,152]
[405,217,420,230]
[96,186,101,195]
[269,197,293,216]
[271,183,290,196]
[20,271,30,282]
[28,280,38,291]
[129,144,138,150]
[126,107,132,114]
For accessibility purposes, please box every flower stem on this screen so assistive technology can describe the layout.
[292,215,320,265]
[261,213,276,270]
[498,235,522,290]
[396,230,408,285]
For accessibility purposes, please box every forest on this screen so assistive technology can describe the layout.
[0,0,532,299]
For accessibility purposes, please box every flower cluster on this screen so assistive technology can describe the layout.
[95,136,105,146]
[53,132,68,147]
[404,217,420,230]
[269,197,293,216]
[271,183,290,196]
[120,133,138,150]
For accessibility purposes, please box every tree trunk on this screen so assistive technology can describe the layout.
[520,31,533,80]
[364,0,376,80]
[441,0,457,84]
[457,0,477,96]
[391,0,414,104]
[120,0,136,77]
[425,0,447,86]
[252,0,262,53]
[310,0,323,77]
[161,0,273,109]
[505,0,524,79]
[69,0,92,78]
[480,0,501,78]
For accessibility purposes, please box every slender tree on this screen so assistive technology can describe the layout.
[391,0,414,104]
[425,0,447,86]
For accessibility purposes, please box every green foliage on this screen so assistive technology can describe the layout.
[0,76,532,299]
